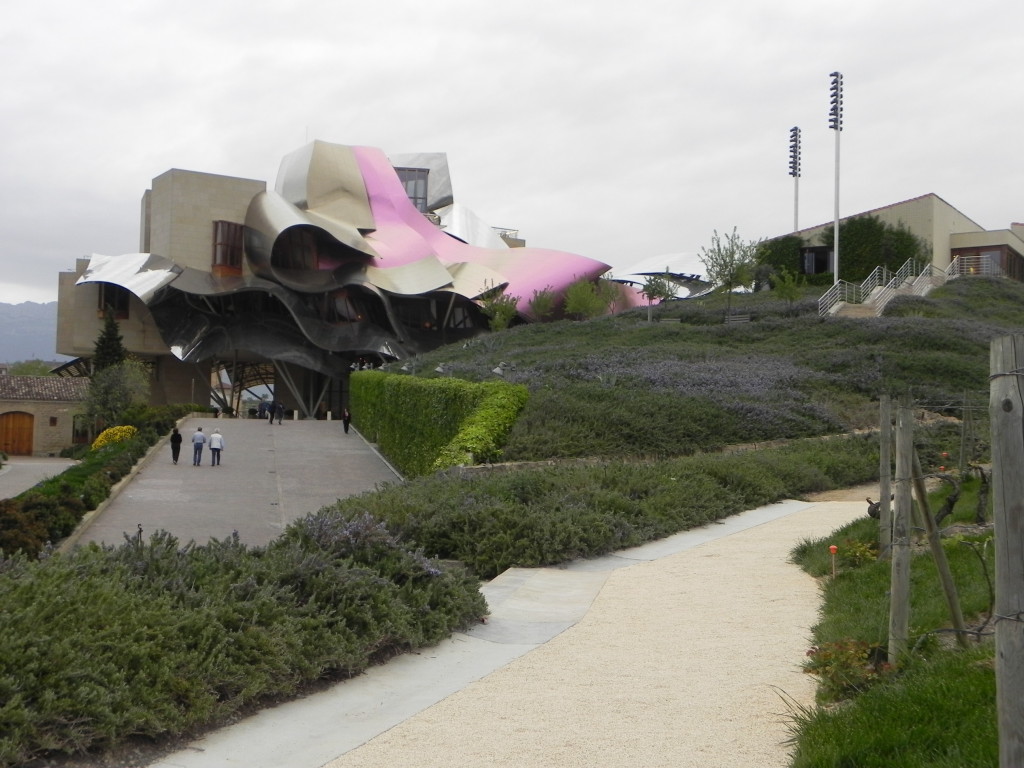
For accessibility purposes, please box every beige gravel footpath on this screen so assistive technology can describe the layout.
[326,495,867,768]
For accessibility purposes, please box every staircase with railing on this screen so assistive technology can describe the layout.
[817,254,1003,318]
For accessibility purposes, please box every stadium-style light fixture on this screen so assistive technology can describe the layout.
[829,71,843,285]
[788,126,801,232]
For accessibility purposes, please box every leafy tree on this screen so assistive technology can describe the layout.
[85,359,150,429]
[699,228,760,317]
[528,287,557,321]
[480,284,521,331]
[640,273,676,322]
[8,360,54,376]
[818,214,928,281]
[756,234,805,276]
[92,311,127,372]
[563,278,616,321]
[771,268,804,314]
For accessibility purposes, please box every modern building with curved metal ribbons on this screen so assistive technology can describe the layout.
[57,140,635,417]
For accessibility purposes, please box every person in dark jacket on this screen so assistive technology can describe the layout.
[342,407,351,434]
[170,428,183,465]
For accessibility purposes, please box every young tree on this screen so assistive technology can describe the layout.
[85,359,150,429]
[480,284,521,331]
[563,278,616,321]
[92,311,127,372]
[699,228,760,318]
[641,272,676,322]
[528,286,557,321]
[772,268,804,315]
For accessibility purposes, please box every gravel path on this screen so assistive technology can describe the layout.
[324,490,869,768]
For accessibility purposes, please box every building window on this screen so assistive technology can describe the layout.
[49,416,58,427]
[395,168,429,213]
[272,227,318,271]
[213,221,245,273]
[98,283,130,319]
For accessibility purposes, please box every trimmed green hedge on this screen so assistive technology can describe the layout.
[350,371,528,476]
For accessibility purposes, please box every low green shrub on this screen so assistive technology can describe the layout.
[324,434,879,579]
[790,646,997,768]
[0,522,485,767]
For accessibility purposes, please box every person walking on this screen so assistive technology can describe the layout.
[209,428,225,466]
[191,426,207,466]
[275,401,284,424]
[342,407,351,434]
[170,427,183,464]
[268,400,277,424]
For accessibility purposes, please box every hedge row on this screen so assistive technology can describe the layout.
[350,371,528,476]
[322,433,881,579]
[0,516,485,767]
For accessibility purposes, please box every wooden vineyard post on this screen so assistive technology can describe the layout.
[888,396,912,665]
[879,393,893,559]
[990,335,1024,766]
[911,448,968,648]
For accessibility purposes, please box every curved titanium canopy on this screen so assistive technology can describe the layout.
[78,140,624,372]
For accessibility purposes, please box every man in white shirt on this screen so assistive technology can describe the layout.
[209,428,225,466]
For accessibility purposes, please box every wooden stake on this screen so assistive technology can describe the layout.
[911,447,969,648]
[879,393,893,560]
[990,335,1024,766]
[889,397,912,665]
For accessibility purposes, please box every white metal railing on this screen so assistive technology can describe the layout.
[946,254,1003,280]
[818,258,928,317]
[860,265,893,296]
[818,280,860,316]
[820,255,1008,317]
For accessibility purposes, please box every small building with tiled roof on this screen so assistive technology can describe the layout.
[0,375,90,456]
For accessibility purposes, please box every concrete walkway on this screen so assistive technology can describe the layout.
[70,417,401,549]
[0,455,78,500]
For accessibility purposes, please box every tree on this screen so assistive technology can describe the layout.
[640,272,676,322]
[85,359,150,429]
[771,268,804,314]
[563,278,616,321]
[480,284,521,332]
[756,234,805,275]
[699,228,760,318]
[92,311,127,372]
[528,287,557,322]
[818,214,928,281]
[7,360,54,376]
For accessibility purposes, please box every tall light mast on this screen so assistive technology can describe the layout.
[829,71,843,285]
[788,126,801,232]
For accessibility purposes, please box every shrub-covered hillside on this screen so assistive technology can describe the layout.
[395,277,1018,462]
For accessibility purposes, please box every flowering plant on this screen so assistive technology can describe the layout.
[91,425,139,452]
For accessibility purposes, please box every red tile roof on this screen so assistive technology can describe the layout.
[0,375,90,402]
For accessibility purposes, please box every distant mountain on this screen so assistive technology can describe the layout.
[0,302,70,363]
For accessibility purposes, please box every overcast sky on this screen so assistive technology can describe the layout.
[1,0,1021,304]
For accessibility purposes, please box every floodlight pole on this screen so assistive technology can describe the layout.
[829,72,843,285]
[788,126,801,232]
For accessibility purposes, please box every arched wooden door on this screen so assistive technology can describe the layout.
[0,411,34,456]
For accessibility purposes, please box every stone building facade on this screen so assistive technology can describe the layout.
[0,376,90,456]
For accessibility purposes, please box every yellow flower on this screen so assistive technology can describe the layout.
[91,425,139,451]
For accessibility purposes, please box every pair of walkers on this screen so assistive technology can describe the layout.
[170,427,225,466]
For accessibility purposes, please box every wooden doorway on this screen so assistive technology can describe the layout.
[0,411,34,456]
